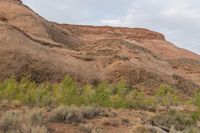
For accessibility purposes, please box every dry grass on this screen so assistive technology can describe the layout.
[147,110,197,131]
[49,106,102,124]
[0,110,49,133]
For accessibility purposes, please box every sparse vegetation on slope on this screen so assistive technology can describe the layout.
[0,76,198,110]
[0,76,199,133]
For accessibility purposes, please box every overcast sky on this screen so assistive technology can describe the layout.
[22,0,200,54]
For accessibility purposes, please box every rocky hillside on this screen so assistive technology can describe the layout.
[0,0,199,94]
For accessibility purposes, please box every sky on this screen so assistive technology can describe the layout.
[22,0,200,55]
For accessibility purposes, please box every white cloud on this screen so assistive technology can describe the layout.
[101,0,200,54]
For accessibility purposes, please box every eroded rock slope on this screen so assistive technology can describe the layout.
[0,0,199,94]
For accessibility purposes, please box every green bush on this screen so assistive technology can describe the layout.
[54,76,82,106]
[193,88,200,107]
[0,76,196,110]
[79,84,95,105]
[0,76,18,101]
[113,79,130,96]
[191,110,200,122]
[110,95,128,109]
[154,84,180,106]
[91,81,112,107]
[126,90,154,110]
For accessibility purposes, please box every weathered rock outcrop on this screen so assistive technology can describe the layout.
[0,0,199,94]
[62,24,200,61]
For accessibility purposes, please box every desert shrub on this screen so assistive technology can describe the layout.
[0,75,135,109]
[132,125,152,133]
[125,90,154,110]
[113,79,131,96]
[0,76,193,110]
[182,127,200,133]
[55,75,80,105]
[0,76,18,101]
[154,84,180,106]
[0,110,48,133]
[91,81,112,107]
[33,83,55,107]
[49,106,83,123]
[59,79,131,109]
[109,95,128,109]
[108,80,130,109]
[78,124,92,133]
[170,126,200,133]
[80,80,130,109]
[49,106,101,123]
[147,110,196,131]
[192,88,200,107]
[0,77,55,107]
[79,84,95,106]
[15,77,37,105]
[0,111,20,133]
[191,110,200,122]
[81,106,101,119]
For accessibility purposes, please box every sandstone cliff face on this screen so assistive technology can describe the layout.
[0,0,82,49]
[62,24,200,61]
[0,0,199,94]
[62,24,166,43]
